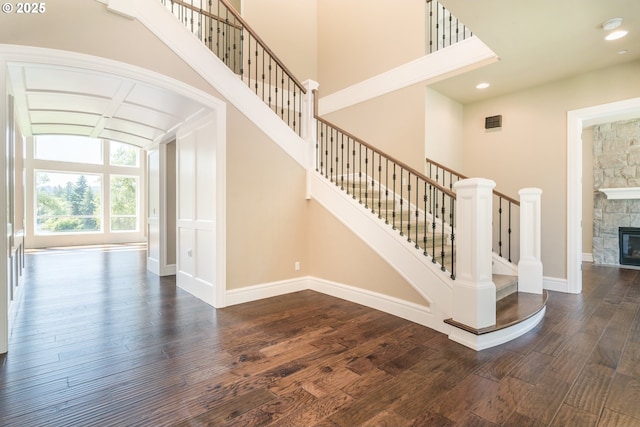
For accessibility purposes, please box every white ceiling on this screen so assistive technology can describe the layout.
[8,62,209,148]
[432,0,640,104]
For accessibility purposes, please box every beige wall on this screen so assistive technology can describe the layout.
[242,0,318,82]
[459,60,640,279]
[317,0,426,96]
[308,201,427,305]
[225,104,310,289]
[324,84,427,172]
[425,87,464,172]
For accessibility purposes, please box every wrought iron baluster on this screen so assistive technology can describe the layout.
[364,148,370,209]
[351,140,356,199]
[392,164,397,230]
[423,181,428,256]
[344,135,349,194]
[399,168,404,236]
[358,145,363,203]
[498,197,503,257]
[316,122,321,172]
[508,202,513,262]
[431,186,437,264]
[377,153,383,218]
[414,175,420,249]
[449,196,455,279]
[406,172,412,242]
[338,133,343,189]
[385,159,390,224]
[440,191,446,271]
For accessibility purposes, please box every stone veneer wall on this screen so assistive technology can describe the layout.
[593,118,640,265]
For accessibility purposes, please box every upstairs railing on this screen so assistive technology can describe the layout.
[426,0,473,53]
[314,92,457,279]
[159,0,306,135]
[426,157,521,265]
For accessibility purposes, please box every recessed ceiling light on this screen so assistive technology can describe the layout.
[606,30,628,41]
[602,18,622,31]
[476,82,490,89]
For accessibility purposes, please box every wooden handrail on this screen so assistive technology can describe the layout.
[171,0,307,94]
[426,157,520,206]
[313,91,455,199]
[172,0,242,29]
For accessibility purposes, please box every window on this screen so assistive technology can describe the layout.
[110,141,139,167]
[35,172,102,234]
[35,135,103,164]
[110,175,138,232]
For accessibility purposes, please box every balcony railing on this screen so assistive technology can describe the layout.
[159,0,306,135]
[426,0,473,53]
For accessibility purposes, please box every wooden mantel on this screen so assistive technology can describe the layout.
[599,187,640,200]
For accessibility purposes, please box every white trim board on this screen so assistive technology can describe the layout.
[566,97,640,294]
[318,37,498,115]
[225,276,434,330]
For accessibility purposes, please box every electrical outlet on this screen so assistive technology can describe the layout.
[295,261,300,271]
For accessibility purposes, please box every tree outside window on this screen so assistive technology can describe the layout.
[35,172,101,233]
[110,175,138,232]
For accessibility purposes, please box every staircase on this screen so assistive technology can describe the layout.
[343,179,518,303]
[133,0,544,350]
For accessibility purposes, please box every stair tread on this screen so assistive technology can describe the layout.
[493,274,517,291]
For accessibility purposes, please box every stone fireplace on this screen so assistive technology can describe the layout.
[592,118,640,265]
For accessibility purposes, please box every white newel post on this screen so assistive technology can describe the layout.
[302,80,319,200]
[518,188,543,294]
[452,178,496,329]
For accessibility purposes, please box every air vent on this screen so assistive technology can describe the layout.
[485,115,502,129]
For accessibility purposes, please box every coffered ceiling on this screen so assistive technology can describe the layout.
[7,62,209,148]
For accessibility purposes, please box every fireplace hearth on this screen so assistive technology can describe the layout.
[619,227,640,266]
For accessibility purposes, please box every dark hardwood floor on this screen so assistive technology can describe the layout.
[2,246,640,426]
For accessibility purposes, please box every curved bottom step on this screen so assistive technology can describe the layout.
[444,290,548,350]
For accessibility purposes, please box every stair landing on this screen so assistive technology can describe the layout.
[444,290,548,336]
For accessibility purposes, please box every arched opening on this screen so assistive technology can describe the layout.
[1,48,226,354]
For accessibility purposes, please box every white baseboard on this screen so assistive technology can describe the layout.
[308,277,437,331]
[543,276,568,293]
[582,253,594,263]
[224,275,439,333]
[225,277,310,306]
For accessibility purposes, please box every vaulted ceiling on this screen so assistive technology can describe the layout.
[7,62,209,148]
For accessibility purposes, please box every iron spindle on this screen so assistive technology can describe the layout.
[339,134,344,190]
[352,142,356,199]
[364,148,369,209]
[392,164,397,230]
[450,196,455,279]
[399,168,404,236]
[498,198,503,257]
[385,159,390,224]
[377,154,382,218]
[414,175,420,249]
[440,191,446,271]
[508,202,513,262]
[406,172,412,241]
[423,181,428,256]
[431,186,437,264]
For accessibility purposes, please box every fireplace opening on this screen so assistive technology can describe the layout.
[619,227,640,266]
